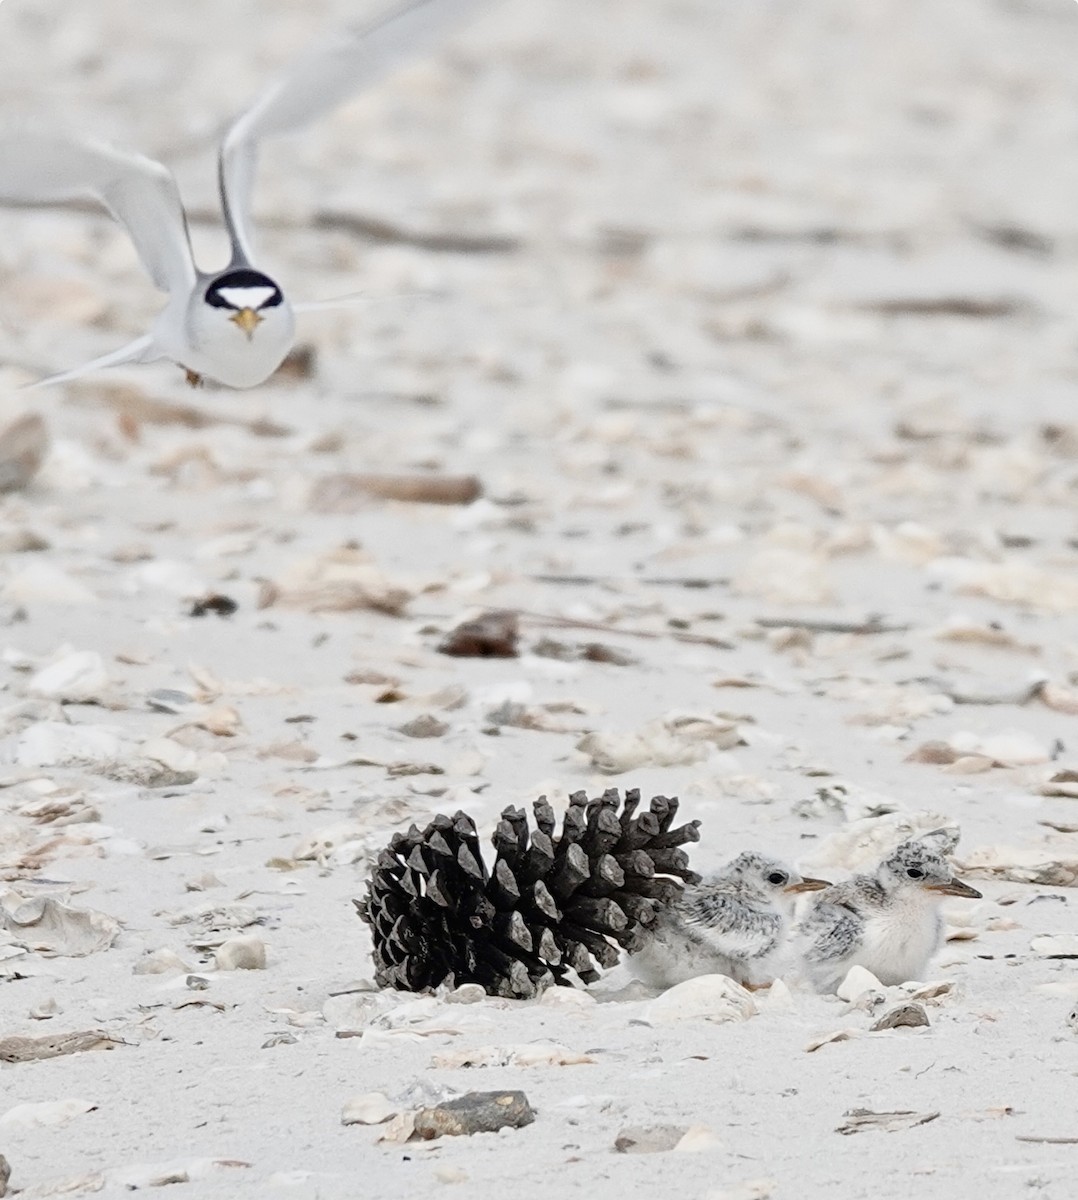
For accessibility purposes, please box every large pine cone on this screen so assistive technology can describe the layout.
[357,788,701,998]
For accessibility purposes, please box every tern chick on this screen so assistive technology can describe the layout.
[630,852,830,989]
[797,837,982,994]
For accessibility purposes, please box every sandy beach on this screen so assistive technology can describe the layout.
[2,0,1078,1196]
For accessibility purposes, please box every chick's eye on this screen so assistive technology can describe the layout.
[906,867,924,880]
[767,871,788,886]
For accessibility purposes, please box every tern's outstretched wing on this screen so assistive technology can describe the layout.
[0,135,197,297]
[218,0,498,264]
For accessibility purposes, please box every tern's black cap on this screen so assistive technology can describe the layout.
[204,268,283,310]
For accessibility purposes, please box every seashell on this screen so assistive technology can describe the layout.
[15,721,123,767]
[130,559,210,599]
[941,755,994,775]
[576,714,742,775]
[932,617,1032,651]
[132,949,193,975]
[707,1180,776,1200]
[870,1002,930,1031]
[107,1165,190,1190]
[1037,683,1078,715]
[837,966,884,1002]
[1031,934,1078,959]
[377,1111,419,1144]
[0,1098,96,1128]
[29,997,61,1020]
[430,1043,595,1069]
[341,1093,398,1125]
[2,563,97,606]
[105,1159,249,1190]
[322,993,382,1033]
[275,560,415,616]
[644,974,757,1025]
[293,823,371,866]
[901,980,954,1001]
[836,1108,939,1135]
[147,689,201,715]
[614,1124,693,1154]
[948,729,1052,767]
[804,1029,863,1053]
[213,935,267,971]
[732,547,834,605]
[800,811,957,872]
[673,1125,722,1153]
[397,714,449,739]
[761,979,795,1013]
[956,844,1078,887]
[444,984,486,1005]
[0,891,120,957]
[434,1167,470,1184]
[933,557,1078,614]
[97,759,199,788]
[27,651,110,703]
[537,986,596,1009]
[1039,770,1078,799]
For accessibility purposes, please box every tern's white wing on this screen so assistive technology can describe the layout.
[0,135,197,297]
[219,0,498,264]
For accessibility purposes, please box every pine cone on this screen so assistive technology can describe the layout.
[357,788,701,998]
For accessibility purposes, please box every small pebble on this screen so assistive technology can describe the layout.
[413,1092,534,1139]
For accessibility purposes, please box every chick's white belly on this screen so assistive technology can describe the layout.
[630,934,735,988]
[853,905,943,986]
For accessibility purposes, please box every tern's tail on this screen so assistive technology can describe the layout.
[22,334,159,390]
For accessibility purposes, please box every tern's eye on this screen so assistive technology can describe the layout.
[906,867,924,880]
[767,871,788,886]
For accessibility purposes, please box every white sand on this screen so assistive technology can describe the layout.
[2,0,1078,1196]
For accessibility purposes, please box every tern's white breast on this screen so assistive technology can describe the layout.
[173,294,296,389]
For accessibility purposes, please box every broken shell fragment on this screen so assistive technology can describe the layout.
[341,1093,398,1126]
[214,935,267,971]
[645,975,757,1025]
[870,1003,930,1031]
[26,650,110,703]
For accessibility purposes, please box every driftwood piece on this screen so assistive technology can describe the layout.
[0,1029,122,1063]
[310,473,482,510]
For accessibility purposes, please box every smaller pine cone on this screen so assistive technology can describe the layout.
[357,788,701,998]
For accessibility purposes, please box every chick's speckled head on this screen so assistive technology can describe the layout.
[879,839,982,899]
[718,851,831,897]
